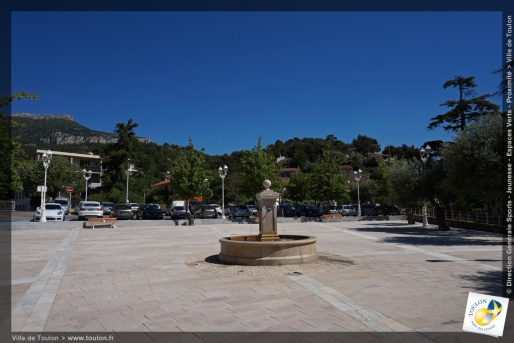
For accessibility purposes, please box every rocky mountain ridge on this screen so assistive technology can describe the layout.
[11,113,150,153]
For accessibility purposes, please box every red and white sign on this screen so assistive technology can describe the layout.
[66,187,74,194]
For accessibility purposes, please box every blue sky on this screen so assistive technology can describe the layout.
[11,10,503,156]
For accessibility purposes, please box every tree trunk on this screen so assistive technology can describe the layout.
[434,204,450,231]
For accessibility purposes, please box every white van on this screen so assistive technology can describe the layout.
[54,197,70,215]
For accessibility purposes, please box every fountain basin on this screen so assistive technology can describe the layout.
[219,235,317,266]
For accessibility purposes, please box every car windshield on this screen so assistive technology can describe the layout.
[174,206,184,211]
[117,205,131,210]
[103,202,113,207]
[145,204,159,209]
[45,204,61,210]
[54,200,68,205]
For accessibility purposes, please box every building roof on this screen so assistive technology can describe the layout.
[152,179,170,188]
[34,149,102,160]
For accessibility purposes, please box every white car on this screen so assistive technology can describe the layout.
[76,201,103,220]
[33,203,65,221]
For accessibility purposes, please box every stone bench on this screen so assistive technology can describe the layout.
[83,217,117,229]
[321,214,343,222]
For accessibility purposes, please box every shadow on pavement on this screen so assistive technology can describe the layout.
[459,269,503,295]
[354,224,504,246]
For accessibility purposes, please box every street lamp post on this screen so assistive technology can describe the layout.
[40,150,53,223]
[82,169,92,201]
[125,160,136,204]
[419,144,431,228]
[354,169,362,217]
[218,165,228,219]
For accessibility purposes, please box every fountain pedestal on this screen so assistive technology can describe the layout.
[256,180,280,241]
[218,180,317,266]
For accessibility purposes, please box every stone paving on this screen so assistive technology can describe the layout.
[6,218,514,342]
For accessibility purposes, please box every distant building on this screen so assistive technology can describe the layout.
[31,149,103,188]
[341,165,370,184]
[151,178,171,192]
[280,167,301,184]
[15,150,104,211]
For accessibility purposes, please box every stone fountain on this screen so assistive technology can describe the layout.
[219,180,317,266]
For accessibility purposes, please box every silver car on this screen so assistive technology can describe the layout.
[76,201,103,220]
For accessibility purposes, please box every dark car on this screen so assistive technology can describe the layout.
[170,206,187,219]
[298,205,321,217]
[101,202,114,215]
[320,205,338,215]
[278,203,300,217]
[136,203,164,220]
[376,203,400,215]
[110,203,134,220]
[229,204,251,218]
[360,203,377,216]
[198,205,218,219]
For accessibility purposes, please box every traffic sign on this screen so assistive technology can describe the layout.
[66,187,73,194]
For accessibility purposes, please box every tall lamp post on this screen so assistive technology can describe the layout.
[82,169,92,201]
[218,165,228,219]
[40,150,53,223]
[125,160,136,204]
[419,144,431,228]
[354,169,362,217]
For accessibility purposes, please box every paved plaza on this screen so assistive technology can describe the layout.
[5,218,514,342]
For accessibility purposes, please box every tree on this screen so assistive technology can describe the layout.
[493,60,514,97]
[388,159,452,230]
[310,147,350,204]
[0,91,38,200]
[440,113,503,213]
[101,119,140,194]
[21,156,83,203]
[240,137,283,199]
[284,171,312,204]
[382,144,419,160]
[169,138,212,208]
[427,76,499,132]
[351,135,381,155]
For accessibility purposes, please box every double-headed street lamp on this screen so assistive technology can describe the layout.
[125,160,137,203]
[354,169,362,217]
[40,150,53,223]
[82,169,92,201]
[419,144,431,228]
[218,165,228,219]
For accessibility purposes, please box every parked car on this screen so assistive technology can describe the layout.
[360,203,377,216]
[376,203,400,215]
[278,203,300,217]
[110,203,134,220]
[129,203,140,216]
[170,205,187,219]
[33,203,64,221]
[198,205,218,219]
[342,205,357,216]
[101,202,114,215]
[320,205,338,215]
[209,204,223,216]
[298,205,321,217]
[246,204,258,216]
[76,201,103,220]
[54,197,70,215]
[136,203,164,220]
[229,204,251,218]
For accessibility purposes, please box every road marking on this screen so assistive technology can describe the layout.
[11,227,81,331]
